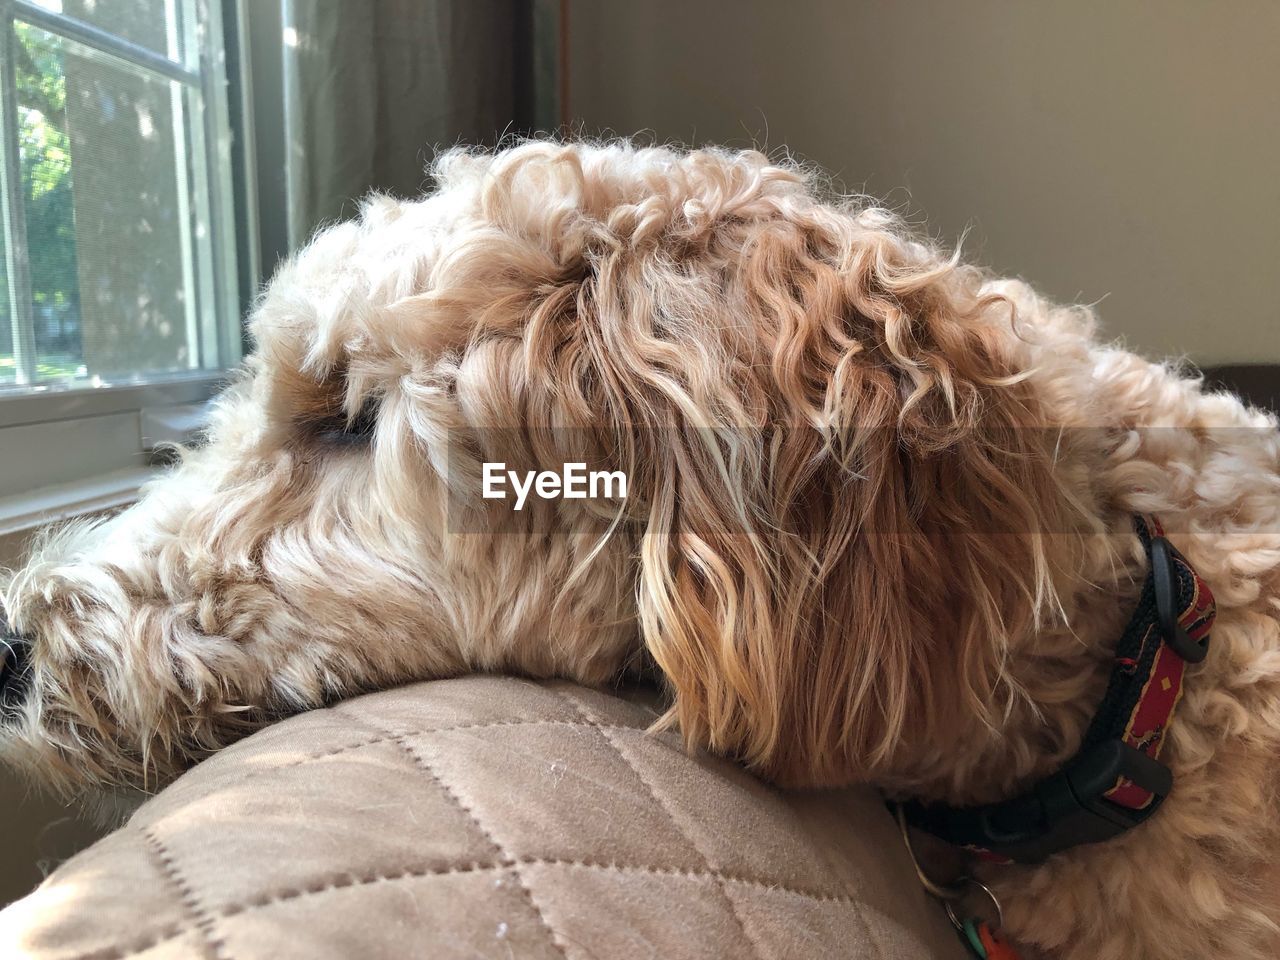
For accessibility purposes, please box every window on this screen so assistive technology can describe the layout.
[0,0,244,533]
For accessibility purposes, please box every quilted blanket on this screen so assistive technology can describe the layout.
[0,676,965,959]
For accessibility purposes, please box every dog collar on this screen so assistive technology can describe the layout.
[901,514,1216,864]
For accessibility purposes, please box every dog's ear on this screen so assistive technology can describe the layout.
[636,220,1081,786]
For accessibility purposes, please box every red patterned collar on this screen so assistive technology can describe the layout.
[901,514,1216,864]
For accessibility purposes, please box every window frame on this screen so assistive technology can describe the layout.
[0,0,258,535]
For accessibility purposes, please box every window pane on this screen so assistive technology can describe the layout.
[1,225,12,384]
[27,0,183,61]
[17,23,202,386]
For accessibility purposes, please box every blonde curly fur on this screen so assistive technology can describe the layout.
[3,141,1279,959]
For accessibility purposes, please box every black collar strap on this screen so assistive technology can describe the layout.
[901,515,1216,864]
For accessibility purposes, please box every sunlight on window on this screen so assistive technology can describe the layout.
[1,0,233,394]
[136,104,155,139]
[16,24,194,383]
[0,227,11,385]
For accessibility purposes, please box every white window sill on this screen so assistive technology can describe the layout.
[0,467,155,538]
[0,373,225,429]
[0,394,213,538]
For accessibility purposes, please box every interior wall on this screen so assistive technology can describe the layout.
[568,0,1280,364]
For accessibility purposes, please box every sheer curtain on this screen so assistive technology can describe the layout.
[282,0,560,245]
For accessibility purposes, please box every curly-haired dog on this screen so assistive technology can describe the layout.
[2,142,1278,959]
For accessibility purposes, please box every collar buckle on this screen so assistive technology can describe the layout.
[911,739,1174,864]
[899,515,1214,864]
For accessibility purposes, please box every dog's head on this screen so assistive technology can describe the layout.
[1,141,1092,794]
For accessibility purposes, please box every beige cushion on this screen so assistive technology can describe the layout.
[0,676,965,959]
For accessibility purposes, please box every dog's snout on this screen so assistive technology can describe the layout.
[0,604,32,710]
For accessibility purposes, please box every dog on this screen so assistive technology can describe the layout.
[2,141,1278,959]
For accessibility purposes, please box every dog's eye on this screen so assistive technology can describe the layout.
[313,399,380,446]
